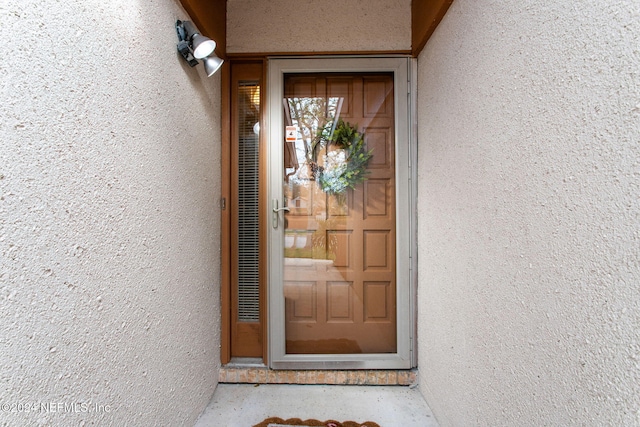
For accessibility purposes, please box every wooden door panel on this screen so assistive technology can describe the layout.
[363,281,394,321]
[364,179,392,218]
[287,281,317,321]
[286,76,318,98]
[326,77,354,118]
[327,192,353,217]
[326,281,354,322]
[363,127,392,168]
[327,231,352,268]
[363,231,391,270]
[363,76,393,118]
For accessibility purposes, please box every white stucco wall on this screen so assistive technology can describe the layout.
[227,0,411,53]
[417,1,640,425]
[1,1,221,426]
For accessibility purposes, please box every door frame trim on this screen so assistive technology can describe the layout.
[266,56,417,370]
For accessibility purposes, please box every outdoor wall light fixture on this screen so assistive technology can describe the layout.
[176,20,223,77]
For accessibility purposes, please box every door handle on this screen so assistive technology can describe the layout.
[272,199,290,229]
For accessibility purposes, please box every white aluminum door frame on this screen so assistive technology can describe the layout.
[267,56,416,370]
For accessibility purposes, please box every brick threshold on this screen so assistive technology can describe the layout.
[219,366,417,386]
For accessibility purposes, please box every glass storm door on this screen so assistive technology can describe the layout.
[268,58,415,369]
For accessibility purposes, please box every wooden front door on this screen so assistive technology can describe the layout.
[281,73,397,354]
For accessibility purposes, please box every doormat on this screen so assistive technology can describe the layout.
[253,417,381,427]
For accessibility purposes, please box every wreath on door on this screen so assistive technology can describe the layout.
[313,119,373,195]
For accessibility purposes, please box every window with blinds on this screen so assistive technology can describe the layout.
[237,82,260,322]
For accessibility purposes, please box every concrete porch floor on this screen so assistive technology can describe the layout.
[194,383,439,427]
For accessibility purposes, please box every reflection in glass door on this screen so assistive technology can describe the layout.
[282,73,397,354]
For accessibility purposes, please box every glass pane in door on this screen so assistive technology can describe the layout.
[282,73,396,354]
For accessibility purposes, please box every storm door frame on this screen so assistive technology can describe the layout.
[266,56,417,370]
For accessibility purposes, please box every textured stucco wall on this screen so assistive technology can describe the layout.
[227,0,411,53]
[417,1,640,426]
[1,1,221,426]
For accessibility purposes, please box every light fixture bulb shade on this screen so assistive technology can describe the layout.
[192,34,216,59]
[203,54,224,77]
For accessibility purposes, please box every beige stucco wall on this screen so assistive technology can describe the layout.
[417,1,640,425]
[227,0,411,53]
[1,1,221,426]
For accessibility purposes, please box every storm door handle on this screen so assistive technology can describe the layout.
[272,199,290,229]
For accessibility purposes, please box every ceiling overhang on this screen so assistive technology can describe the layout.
[179,0,454,58]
